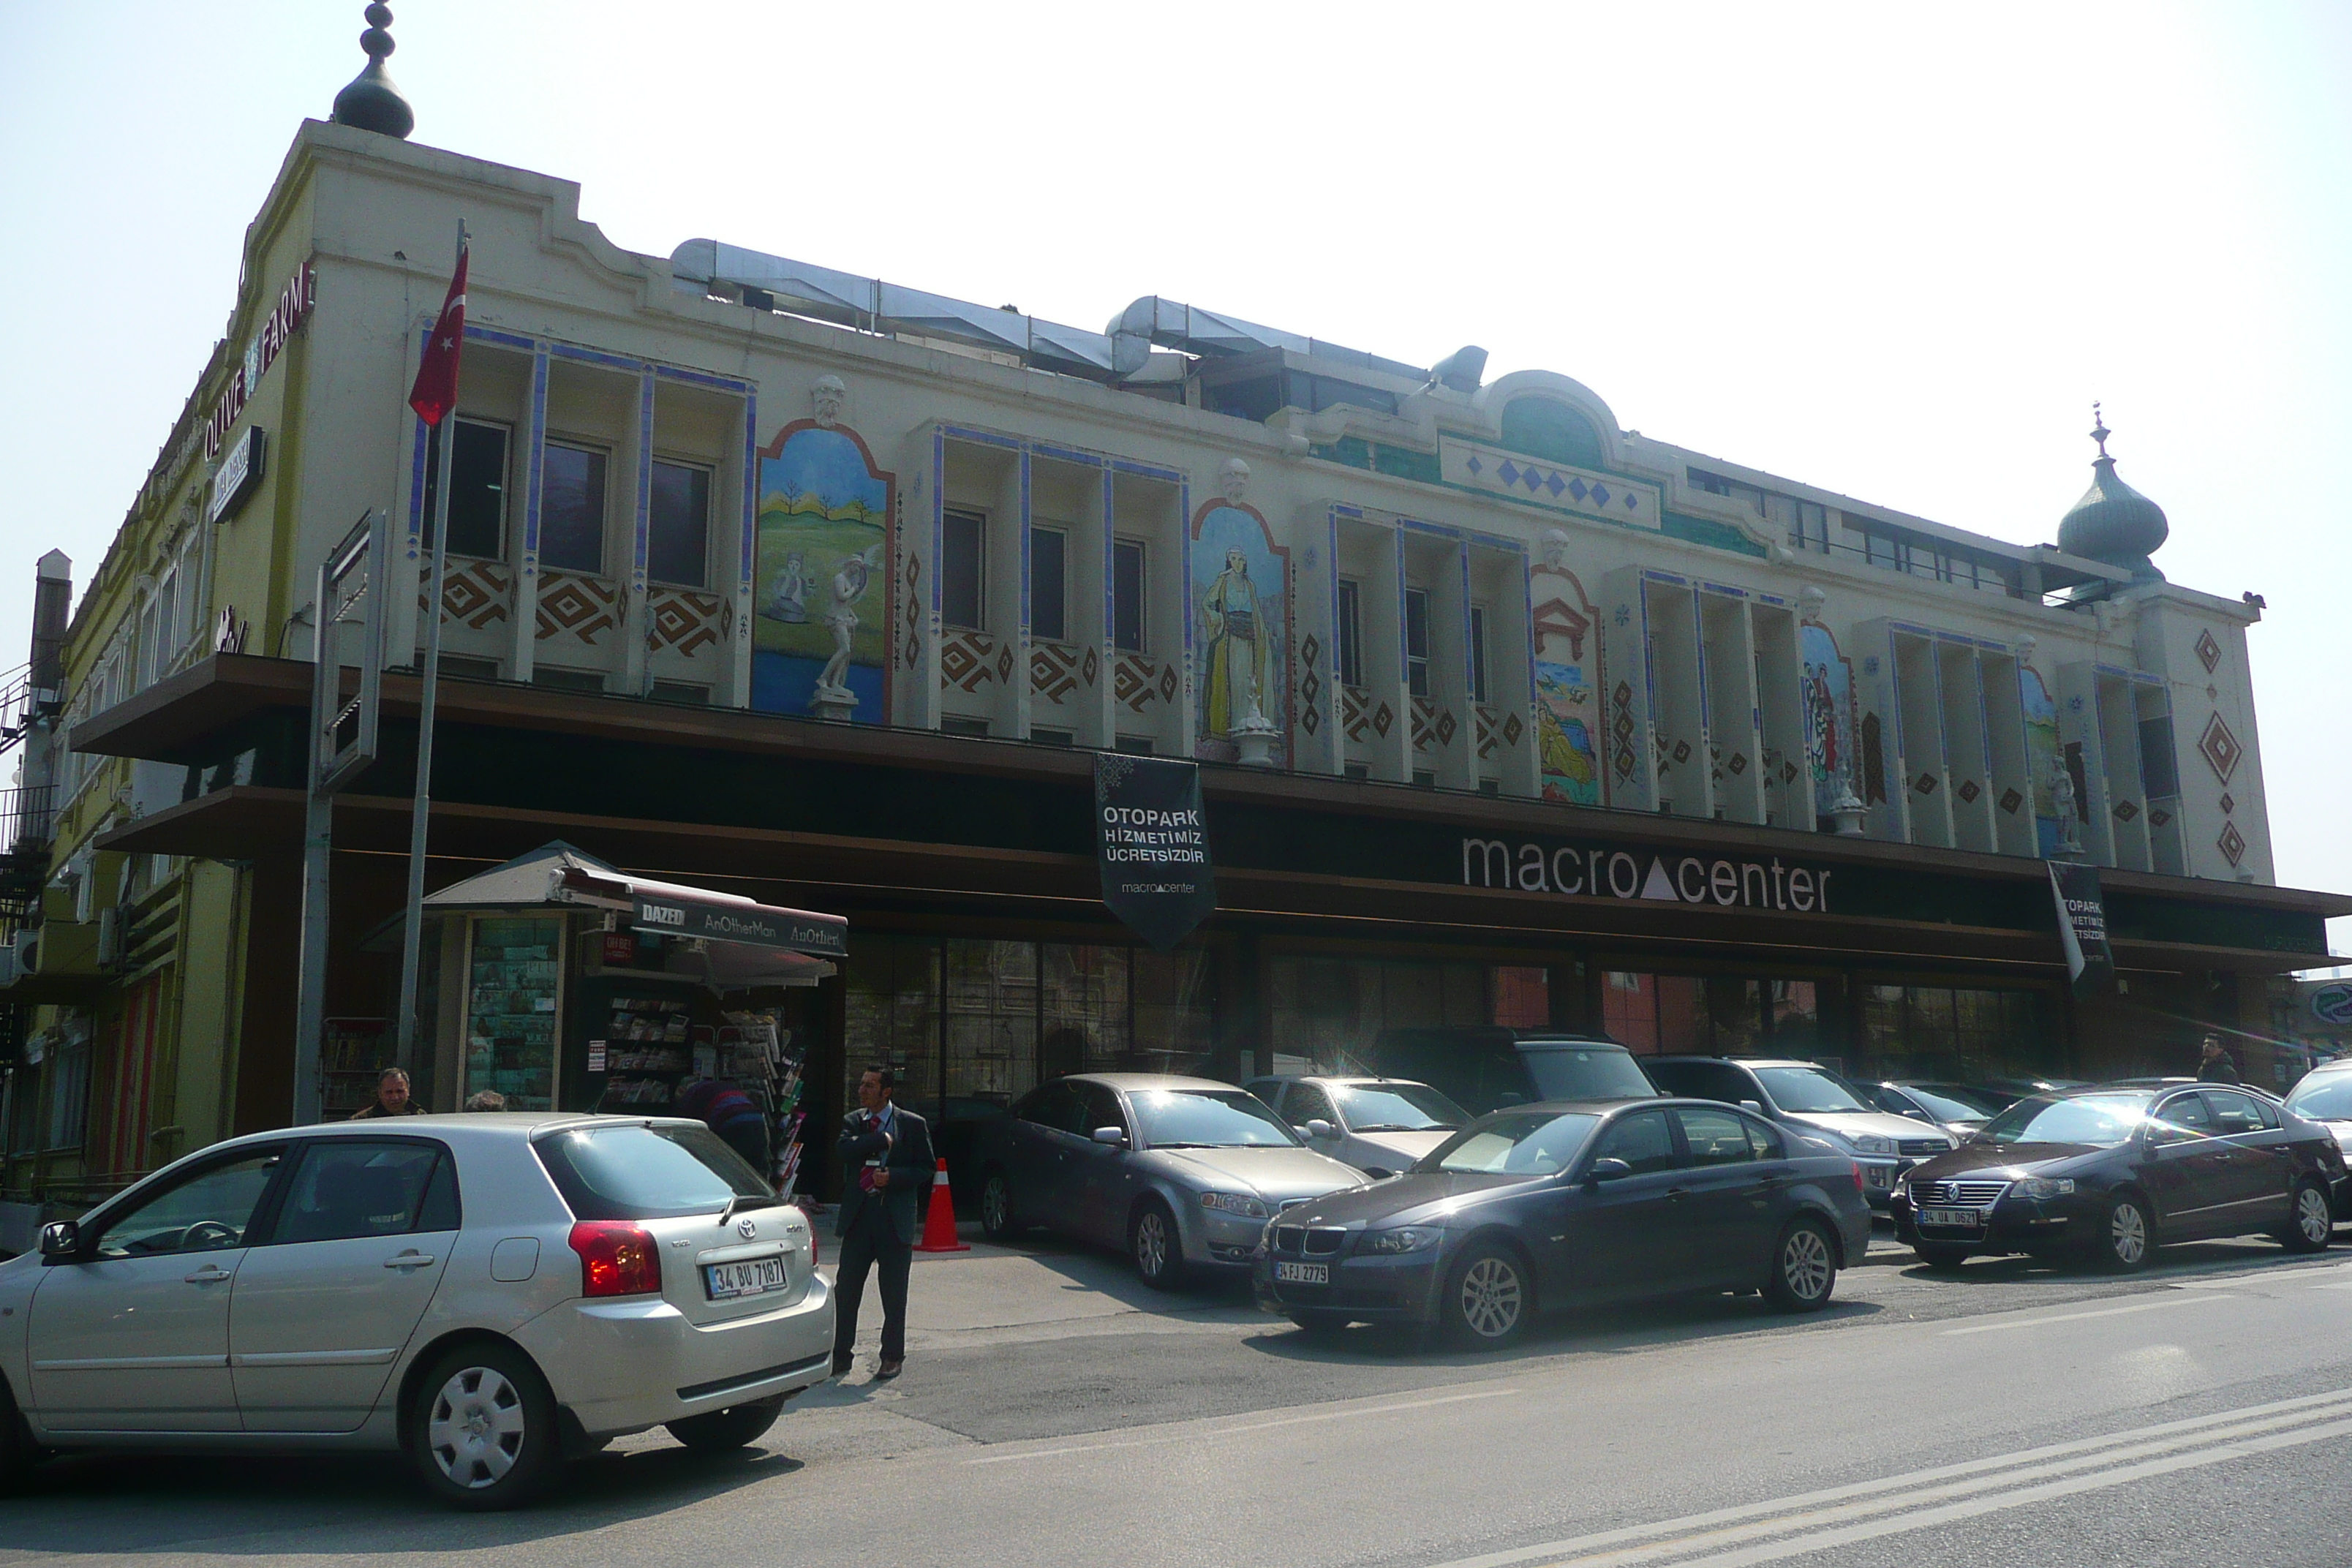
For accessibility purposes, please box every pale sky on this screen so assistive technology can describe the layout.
[1,2,2345,955]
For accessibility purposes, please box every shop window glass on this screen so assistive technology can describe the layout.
[465,916,562,1111]
[1469,606,1490,704]
[1031,527,1068,643]
[44,1033,91,1150]
[1855,983,2049,1083]
[843,935,941,1115]
[1605,973,1766,1055]
[1043,943,1131,1079]
[1134,947,1215,1074]
[946,938,1037,1104]
[1335,580,1363,687]
[540,443,608,575]
[423,419,510,559]
[1112,540,1146,652]
[1603,971,1659,1054]
[1491,966,1550,1030]
[942,508,985,630]
[648,460,711,587]
[1405,589,1431,697]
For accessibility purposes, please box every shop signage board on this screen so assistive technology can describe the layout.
[632,888,848,957]
[1096,754,1215,950]
[205,259,316,459]
[2048,861,2115,997]
[2312,984,2352,1027]
[1456,833,1840,913]
[208,425,265,523]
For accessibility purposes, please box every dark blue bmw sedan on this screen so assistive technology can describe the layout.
[1253,1098,1872,1348]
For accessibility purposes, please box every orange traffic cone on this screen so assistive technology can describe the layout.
[913,1156,970,1252]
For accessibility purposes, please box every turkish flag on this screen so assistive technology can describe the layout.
[407,245,469,426]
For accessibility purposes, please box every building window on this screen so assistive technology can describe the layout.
[1469,605,1490,704]
[540,442,608,574]
[1115,733,1155,755]
[1030,526,1068,643]
[942,508,985,631]
[1335,578,1363,686]
[648,460,711,587]
[1112,539,1146,652]
[1404,588,1431,698]
[649,679,709,704]
[940,715,990,738]
[424,419,510,559]
[1031,726,1074,746]
[534,666,605,694]
[1863,530,1908,573]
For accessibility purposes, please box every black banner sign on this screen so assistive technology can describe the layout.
[1096,754,1215,951]
[2048,861,2114,998]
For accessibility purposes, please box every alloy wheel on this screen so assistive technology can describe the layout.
[428,1365,528,1488]
[1458,1255,1523,1340]
[981,1177,1008,1234]
[2109,1201,2149,1266]
[1135,1211,1169,1278]
[2296,1186,2333,1248]
[1781,1226,1833,1303]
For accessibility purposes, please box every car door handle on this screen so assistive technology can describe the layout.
[184,1265,233,1284]
[1665,1188,1690,1202]
[383,1252,437,1270]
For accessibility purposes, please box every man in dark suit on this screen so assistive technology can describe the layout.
[832,1066,933,1380]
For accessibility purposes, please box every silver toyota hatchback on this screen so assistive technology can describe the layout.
[0,1113,832,1508]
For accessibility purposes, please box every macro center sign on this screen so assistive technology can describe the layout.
[1458,834,1839,913]
[1096,754,1215,950]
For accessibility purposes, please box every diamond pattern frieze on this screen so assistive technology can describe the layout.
[2112,799,2139,823]
[2195,629,2223,674]
[2217,821,2246,865]
[1997,787,2024,815]
[2197,712,2243,783]
[1955,779,1981,804]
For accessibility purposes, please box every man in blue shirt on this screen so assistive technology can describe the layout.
[832,1066,933,1379]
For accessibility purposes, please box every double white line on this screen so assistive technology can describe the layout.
[1430,1386,2352,1568]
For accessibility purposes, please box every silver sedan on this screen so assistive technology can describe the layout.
[0,1114,832,1508]
[974,1074,1368,1287]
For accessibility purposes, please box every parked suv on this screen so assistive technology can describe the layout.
[1368,1028,1660,1116]
[1643,1057,1956,1207]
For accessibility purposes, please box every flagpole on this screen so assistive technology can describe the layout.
[394,219,467,1093]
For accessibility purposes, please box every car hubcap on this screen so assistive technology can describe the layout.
[983,1180,1006,1231]
[2298,1188,2332,1245]
[2111,1203,2147,1264]
[428,1367,526,1488]
[1783,1229,1831,1300]
[1137,1214,1166,1276]
[1458,1256,1523,1338]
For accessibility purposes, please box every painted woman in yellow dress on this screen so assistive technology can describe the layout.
[1199,546,1268,737]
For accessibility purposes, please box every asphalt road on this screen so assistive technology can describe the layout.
[7,1226,2352,1567]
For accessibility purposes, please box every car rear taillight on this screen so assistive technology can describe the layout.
[1850,1161,1866,1195]
[568,1221,661,1297]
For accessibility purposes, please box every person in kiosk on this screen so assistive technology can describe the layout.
[831,1066,934,1381]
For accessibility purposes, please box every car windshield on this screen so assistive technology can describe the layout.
[1898,1085,1991,1123]
[1915,1083,2011,1117]
[1131,1089,1300,1148]
[1330,1081,1467,1131]
[534,1121,773,1220]
[1425,1111,1601,1175]
[1754,1067,1872,1114]
[1522,1047,1657,1101]
[2287,1075,2352,1122]
[1978,1093,2153,1148]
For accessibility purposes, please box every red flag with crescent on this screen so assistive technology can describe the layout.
[407,244,469,426]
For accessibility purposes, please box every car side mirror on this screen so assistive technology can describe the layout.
[1585,1157,1633,1186]
[1740,1099,1766,1116]
[1303,1119,1337,1141]
[1090,1126,1127,1147]
[38,1220,80,1259]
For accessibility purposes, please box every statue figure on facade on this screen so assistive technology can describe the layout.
[1220,457,1250,507]
[1541,527,1571,573]
[1199,547,1270,745]
[2049,753,2084,857]
[812,374,847,429]
[812,543,885,717]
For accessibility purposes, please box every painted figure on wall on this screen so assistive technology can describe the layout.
[2019,663,2061,855]
[753,404,893,721]
[1798,623,1858,819]
[1191,461,1288,765]
[1531,531,1601,805]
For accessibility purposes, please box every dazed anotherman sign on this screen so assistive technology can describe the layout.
[1096,754,1215,950]
[1460,835,1838,913]
[632,891,848,957]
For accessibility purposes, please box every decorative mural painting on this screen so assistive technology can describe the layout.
[1530,538,1601,804]
[752,418,894,721]
[2019,664,2060,855]
[1798,622,1856,821]
[1191,463,1288,766]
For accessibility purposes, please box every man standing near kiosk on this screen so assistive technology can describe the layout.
[831,1066,932,1380]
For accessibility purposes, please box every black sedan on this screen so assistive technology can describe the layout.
[1253,1098,1873,1349]
[1893,1083,2346,1271]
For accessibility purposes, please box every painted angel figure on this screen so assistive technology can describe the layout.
[764,551,808,624]
[814,543,886,701]
[1199,547,1269,735]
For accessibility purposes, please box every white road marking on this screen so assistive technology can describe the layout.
[1936,1291,2239,1335]
[1424,1386,2352,1568]
[965,1385,1520,1466]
